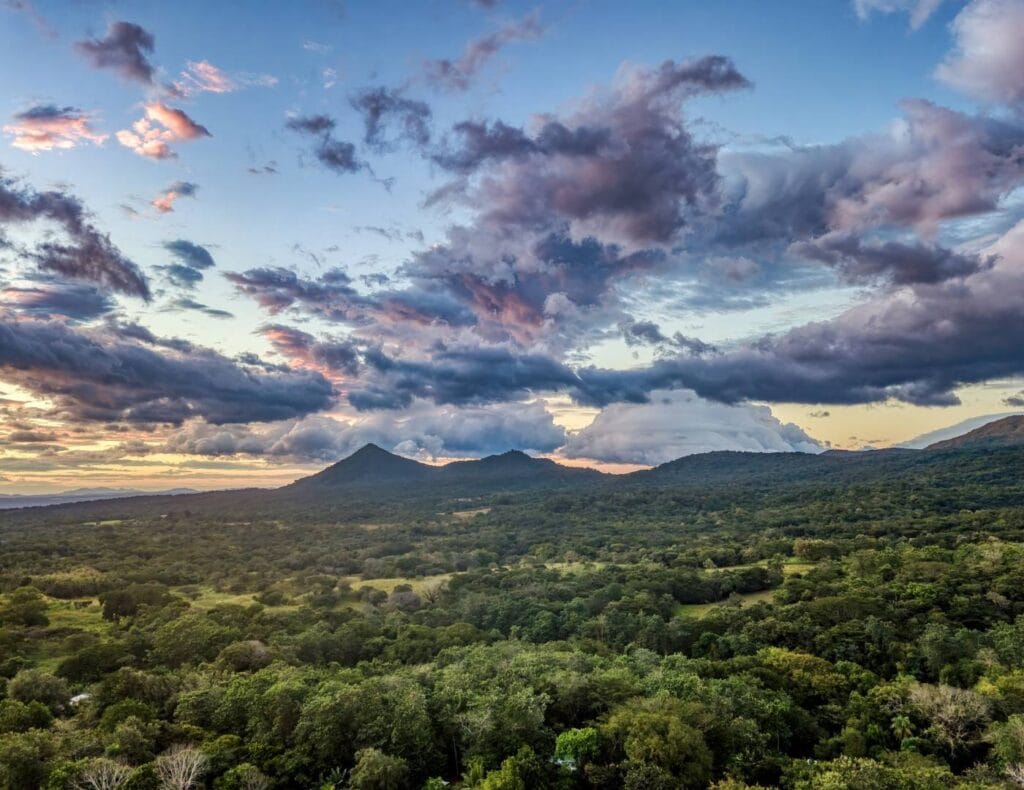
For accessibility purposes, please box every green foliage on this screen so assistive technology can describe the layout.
[6,670,68,714]
[4,446,1024,786]
[348,748,408,790]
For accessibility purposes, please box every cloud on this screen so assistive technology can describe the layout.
[166,297,233,318]
[156,241,213,288]
[163,239,215,270]
[261,323,361,377]
[788,233,989,285]
[852,0,944,28]
[0,318,334,425]
[620,320,716,355]
[313,219,1024,413]
[936,0,1024,108]
[151,181,198,213]
[116,103,211,160]
[0,172,150,298]
[0,279,115,320]
[171,60,278,97]
[567,219,1024,408]
[158,263,203,289]
[351,87,432,152]
[75,20,156,84]
[425,11,544,91]
[5,429,58,443]
[163,399,565,462]
[3,105,107,152]
[348,344,583,411]
[562,389,821,465]
[429,56,751,244]
[714,99,1024,245]
[285,113,364,174]
[225,266,476,330]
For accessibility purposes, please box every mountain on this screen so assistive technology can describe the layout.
[286,443,434,490]
[926,415,1024,451]
[440,450,605,487]
[899,412,1023,449]
[284,445,606,501]
[0,487,197,511]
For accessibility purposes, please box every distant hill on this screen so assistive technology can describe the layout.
[926,415,1024,451]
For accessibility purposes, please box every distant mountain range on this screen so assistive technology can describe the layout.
[4,415,1024,517]
[0,487,197,511]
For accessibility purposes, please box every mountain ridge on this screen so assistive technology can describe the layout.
[7,414,1024,517]
[926,415,1024,451]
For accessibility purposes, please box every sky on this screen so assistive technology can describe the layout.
[1,0,1024,493]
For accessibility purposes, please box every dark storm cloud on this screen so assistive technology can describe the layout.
[789,234,989,285]
[75,21,156,85]
[286,114,364,174]
[0,318,335,425]
[0,280,115,320]
[0,172,150,298]
[351,87,432,152]
[425,11,544,92]
[164,239,215,270]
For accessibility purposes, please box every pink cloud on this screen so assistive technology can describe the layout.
[3,105,107,152]
[116,102,210,160]
[151,181,198,213]
[171,60,278,97]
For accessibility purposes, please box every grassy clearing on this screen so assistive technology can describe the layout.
[343,573,454,595]
[43,597,107,633]
[450,507,491,520]
[674,588,778,619]
[540,560,609,574]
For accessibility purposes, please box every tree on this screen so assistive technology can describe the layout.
[908,683,990,754]
[0,730,55,790]
[0,587,48,628]
[73,758,133,790]
[554,727,600,770]
[7,669,69,714]
[215,762,270,790]
[601,697,712,789]
[348,748,408,790]
[155,745,208,790]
